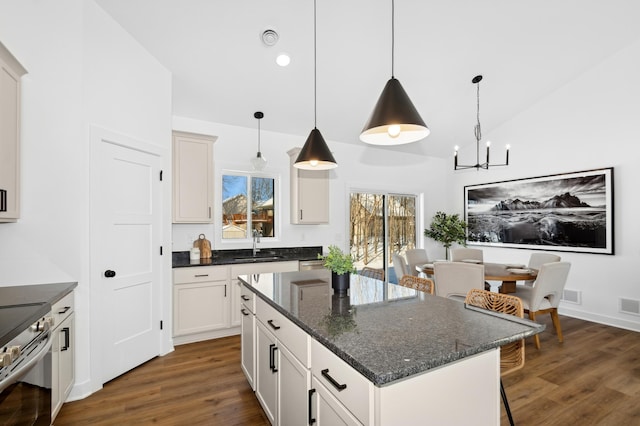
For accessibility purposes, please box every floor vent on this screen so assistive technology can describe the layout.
[619,298,640,316]
[562,289,581,304]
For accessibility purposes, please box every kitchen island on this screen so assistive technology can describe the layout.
[239,269,543,425]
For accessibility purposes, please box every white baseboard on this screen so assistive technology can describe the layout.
[559,306,640,333]
[173,326,241,346]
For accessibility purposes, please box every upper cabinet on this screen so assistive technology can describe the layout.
[172,131,217,223]
[0,41,27,223]
[287,148,330,224]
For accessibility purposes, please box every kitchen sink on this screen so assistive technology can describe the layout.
[231,255,283,263]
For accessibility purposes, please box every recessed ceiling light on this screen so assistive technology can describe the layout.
[276,53,290,67]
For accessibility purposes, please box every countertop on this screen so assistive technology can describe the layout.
[239,270,544,386]
[172,246,322,268]
[0,281,77,347]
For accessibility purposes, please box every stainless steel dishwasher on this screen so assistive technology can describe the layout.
[298,259,326,270]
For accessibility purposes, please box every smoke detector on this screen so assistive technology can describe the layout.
[261,29,279,46]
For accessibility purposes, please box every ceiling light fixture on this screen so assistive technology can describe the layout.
[455,75,509,170]
[294,0,337,170]
[251,111,267,171]
[276,53,290,67]
[360,0,429,146]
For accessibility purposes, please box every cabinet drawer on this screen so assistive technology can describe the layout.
[255,297,309,367]
[174,266,228,283]
[311,339,370,425]
[52,291,74,326]
[240,285,255,313]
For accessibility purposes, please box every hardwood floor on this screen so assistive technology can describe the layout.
[55,314,640,425]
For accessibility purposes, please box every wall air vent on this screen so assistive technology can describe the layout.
[561,289,581,304]
[619,298,640,316]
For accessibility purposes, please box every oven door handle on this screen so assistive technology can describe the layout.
[0,331,53,393]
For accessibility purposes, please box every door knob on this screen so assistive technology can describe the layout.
[104,270,116,278]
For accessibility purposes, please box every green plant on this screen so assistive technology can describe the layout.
[424,211,468,253]
[318,245,357,275]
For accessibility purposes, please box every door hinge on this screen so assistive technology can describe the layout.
[160,246,163,255]
[159,170,163,181]
[160,320,163,330]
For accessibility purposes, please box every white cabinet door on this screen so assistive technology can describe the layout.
[287,148,329,224]
[240,304,255,390]
[256,321,278,425]
[311,377,362,426]
[58,313,75,406]
[0,42,26,222]
[278,343,310,426]
[231,279,242,327]
[172,131,216,223]
[173,281,229,336]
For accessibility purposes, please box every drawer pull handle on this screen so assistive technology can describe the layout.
[241,308,250,316]
[241,295,250,301]
[194,274,209,277]
[269,344,278,373]
[267,320,281,330]
[321,369,347,391]
[308,388,316,425]
[61,327,70,351]
[58,306,71,314]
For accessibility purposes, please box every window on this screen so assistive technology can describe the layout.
[349,191,417,283]
[222,174,275,239]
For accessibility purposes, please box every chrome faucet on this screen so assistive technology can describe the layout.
[252,229,262,256]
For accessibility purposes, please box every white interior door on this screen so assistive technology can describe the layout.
[90,127,163,385]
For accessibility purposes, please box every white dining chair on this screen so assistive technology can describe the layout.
[433,262,485,301]
[405,248,429,277]
[450,247,483,262]
[523,252,561,286]
[512,261,571,349]
[391,253,409,284]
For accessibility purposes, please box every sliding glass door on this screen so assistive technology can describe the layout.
[350,191,417,283]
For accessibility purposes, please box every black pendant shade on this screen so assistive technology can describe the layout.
[294,127,337,170]
[360,77,430,145]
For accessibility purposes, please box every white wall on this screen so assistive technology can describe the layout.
[0,0,172,400]
[450,39,640,331]
[172,116,448,256]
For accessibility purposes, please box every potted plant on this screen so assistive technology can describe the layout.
[318,245,357,297]
[424,211,468,259]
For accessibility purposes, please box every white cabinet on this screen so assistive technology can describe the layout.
[254,296,311,426]
[173,266,229,339]
[240,285,256,390]
[0,41,27,223]
[287,148,330,224]
[172,131,217,223]
[51,291,75,422]
[173,261,299,345]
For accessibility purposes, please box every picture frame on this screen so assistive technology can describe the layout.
[464,167,614,255]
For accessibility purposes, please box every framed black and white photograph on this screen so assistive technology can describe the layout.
[464,168,614,254]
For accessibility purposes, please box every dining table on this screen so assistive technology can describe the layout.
[417,261,538,294]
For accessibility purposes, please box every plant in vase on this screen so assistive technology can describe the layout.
[424,211,468,260]
[318,245,357,297]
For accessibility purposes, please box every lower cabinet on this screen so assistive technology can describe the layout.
[240,286,256,390]
[51,292,75,422]
[311,377,361,426]
[254,297,311,426]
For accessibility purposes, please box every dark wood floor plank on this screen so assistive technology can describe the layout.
[55,316,640,425]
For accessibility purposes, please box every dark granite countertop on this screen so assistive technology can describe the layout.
[239,270,544,387]
[0,281,77,347]
[172,246,322,268]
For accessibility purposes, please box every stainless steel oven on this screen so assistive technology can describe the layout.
[0,306,53,426]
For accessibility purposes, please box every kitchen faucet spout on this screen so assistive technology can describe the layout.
[252,229,262,256]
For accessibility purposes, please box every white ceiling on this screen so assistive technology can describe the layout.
[95,0,640,158]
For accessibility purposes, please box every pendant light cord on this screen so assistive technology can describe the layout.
[474,80,482,161]
[257,116,261,151]
[314,0,317,128]
[391,0,395,78]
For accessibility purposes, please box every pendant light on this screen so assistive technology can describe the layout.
[454,75,509,170]
[294,0,337,170]
[360,0,429,145]
[251,111,267,171]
